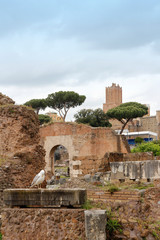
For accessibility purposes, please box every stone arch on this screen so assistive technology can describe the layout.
[49,144,69,175]
[43,135,78,177]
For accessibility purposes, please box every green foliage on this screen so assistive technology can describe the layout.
[132,182,154,190]
[82,200,93,210]
[108,185,120,194]
[74,108,112,127]
[106,210,122,237]
[46,91,86,121]
[107,102,148,134]
[38,114,52,125]
[152,230,159,239]
[153,140,160,145]
[135,137,144,144]
[0,232,2,240]
[131,142,160,156]
[24,99,47,114]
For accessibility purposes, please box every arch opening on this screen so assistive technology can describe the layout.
[49,145,70,177]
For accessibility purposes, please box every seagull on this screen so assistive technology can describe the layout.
[30,170,45,188]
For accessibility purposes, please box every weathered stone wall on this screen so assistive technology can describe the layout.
[110,160,160,180]
[137,116,158,133]
[72,155,110,175]
[0,104,45,189]
[75,152,154,176]
[40,122,129,177]
[1,209,86,240]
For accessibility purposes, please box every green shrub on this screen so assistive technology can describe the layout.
[0,232,2,240]
[106,210,122,237]
[131,142,160,156]
[38,114,52,125]
[108,185,120,194]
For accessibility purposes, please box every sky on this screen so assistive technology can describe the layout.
[0,0,160,120]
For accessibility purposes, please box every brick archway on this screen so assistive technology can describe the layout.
[40,122,129,177]
[44,136,75,176]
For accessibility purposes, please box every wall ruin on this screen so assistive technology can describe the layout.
[0,102,45,189]
[40,122,129,177]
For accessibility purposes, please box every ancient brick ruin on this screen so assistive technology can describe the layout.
[0,92,160,239]
[0,93,45,189]
[40,122,130,177]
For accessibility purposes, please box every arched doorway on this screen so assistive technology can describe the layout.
[49,145,69,177]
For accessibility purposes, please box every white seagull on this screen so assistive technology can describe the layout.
[30,170,45,188]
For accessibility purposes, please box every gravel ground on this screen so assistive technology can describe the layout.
[60,177,100,190]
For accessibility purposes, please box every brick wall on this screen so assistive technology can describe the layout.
[87,190,141,204]
[40,122,129,176]
[105,152,154,163]
[73,155,110,175]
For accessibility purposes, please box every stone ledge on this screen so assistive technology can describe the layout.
[3,188,86,208]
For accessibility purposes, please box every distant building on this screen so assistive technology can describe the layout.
[46,112,63,122]
[103,83,160,140]
[103,83,122,112]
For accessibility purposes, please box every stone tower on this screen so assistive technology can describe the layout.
[103,83,122,112]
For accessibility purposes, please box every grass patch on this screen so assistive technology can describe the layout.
[82,200,93,210]
[106,210,122,238]
[108,184,120,194]
[132,183,154,190]
[60,175,69,179]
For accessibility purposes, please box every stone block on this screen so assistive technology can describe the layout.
[3,188,87,208]
[111,171,125,180]
[59,178,66,185]
[85,210,106,240]
[84,174,91,182]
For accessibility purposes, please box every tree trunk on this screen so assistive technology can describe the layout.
[120,118,131,134]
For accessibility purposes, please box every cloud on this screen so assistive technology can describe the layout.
[0,1,160,120]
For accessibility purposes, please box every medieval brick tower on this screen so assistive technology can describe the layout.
[103,83,122,112]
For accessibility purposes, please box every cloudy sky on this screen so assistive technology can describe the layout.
[0,0,160,120]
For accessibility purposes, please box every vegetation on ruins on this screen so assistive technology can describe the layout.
[106,210,122,239]
[24,99,47,114]
[46,91,86,121]
[38,114,52,125]
[82,200,93,210]
[132,141,160,156]
[74,108,112,127]
[108,184,120,194]
[107,102,148,134]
